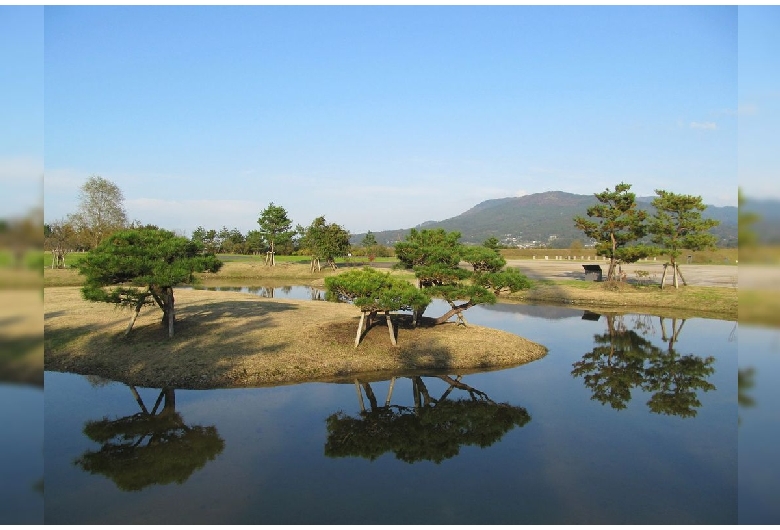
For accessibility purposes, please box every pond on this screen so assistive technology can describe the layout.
[41,287,747,524]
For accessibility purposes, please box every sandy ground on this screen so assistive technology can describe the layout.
[505,259,741,288]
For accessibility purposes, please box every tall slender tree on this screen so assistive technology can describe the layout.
[70,175,128,249]
[302,216,351,271]
[573,182,650,281]
[257,202,294,266]
[648,190,720,289]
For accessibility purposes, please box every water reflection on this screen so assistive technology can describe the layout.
[43,288,740,524]
[196,285,326,300]
[572,313,716,417]
[75,386,225,492]
[738,325,780,523]
[325,375,530,463]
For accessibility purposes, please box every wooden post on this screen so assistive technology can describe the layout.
[125,297,145,336]
[385,311,397,346]
[354,311,365,348]
[355,379,365,412]
[385,377,396,406]
[129,386,149,414]
[675,264,687,287]
[660,263,668,289]
[167,288,175,338]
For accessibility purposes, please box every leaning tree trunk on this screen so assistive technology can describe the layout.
[433,301,475,325]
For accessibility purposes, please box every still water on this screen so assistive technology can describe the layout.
[738,324,780,523]
[44,289,740,524]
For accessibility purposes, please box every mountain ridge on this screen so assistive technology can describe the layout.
[352,190,738,248]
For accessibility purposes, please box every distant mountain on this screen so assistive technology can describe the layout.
[352,191,738,248]
[741,196,780,243]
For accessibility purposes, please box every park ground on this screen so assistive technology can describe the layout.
[32,246,780,389]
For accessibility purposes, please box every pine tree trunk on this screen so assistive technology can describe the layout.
[362,381,378,409]
[433,301,474,325]
[166,287,175,338]
[607,258,617,282]
[607,233,617,280]
[160,388,176,417]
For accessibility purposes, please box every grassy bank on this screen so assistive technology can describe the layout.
[1,290,43,387]
[43,257,742,389]
[44,260,737,319]
[509,279,737,320]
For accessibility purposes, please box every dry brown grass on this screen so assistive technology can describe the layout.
[44,287,547,389]
[0,268,41,289]
[43,261,417,288]
[0,289,43,386]
[506,280,737,320]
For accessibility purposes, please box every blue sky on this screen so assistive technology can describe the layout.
[3,5,772,235]
[0,6,43,220]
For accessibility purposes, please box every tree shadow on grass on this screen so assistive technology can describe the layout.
[45,298,302,389]
[318,312,542,376]
[1,334,43,387]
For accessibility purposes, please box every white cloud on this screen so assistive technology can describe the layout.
[689,121,718,130]
[0,156,43,182]
[0,156,43,218]
[43,167,88,191]
[738,103,759,116]
[125,197,264,235]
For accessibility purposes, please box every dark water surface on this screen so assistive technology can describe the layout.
[738,324,780,523]
[44,293,740,524]
[0,383,43,524]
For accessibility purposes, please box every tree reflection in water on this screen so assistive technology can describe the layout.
[325,375,530,463]
[572,314,716,418]
[75,386,224,491]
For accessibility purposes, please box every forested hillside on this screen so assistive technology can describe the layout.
[353,191,738,248]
